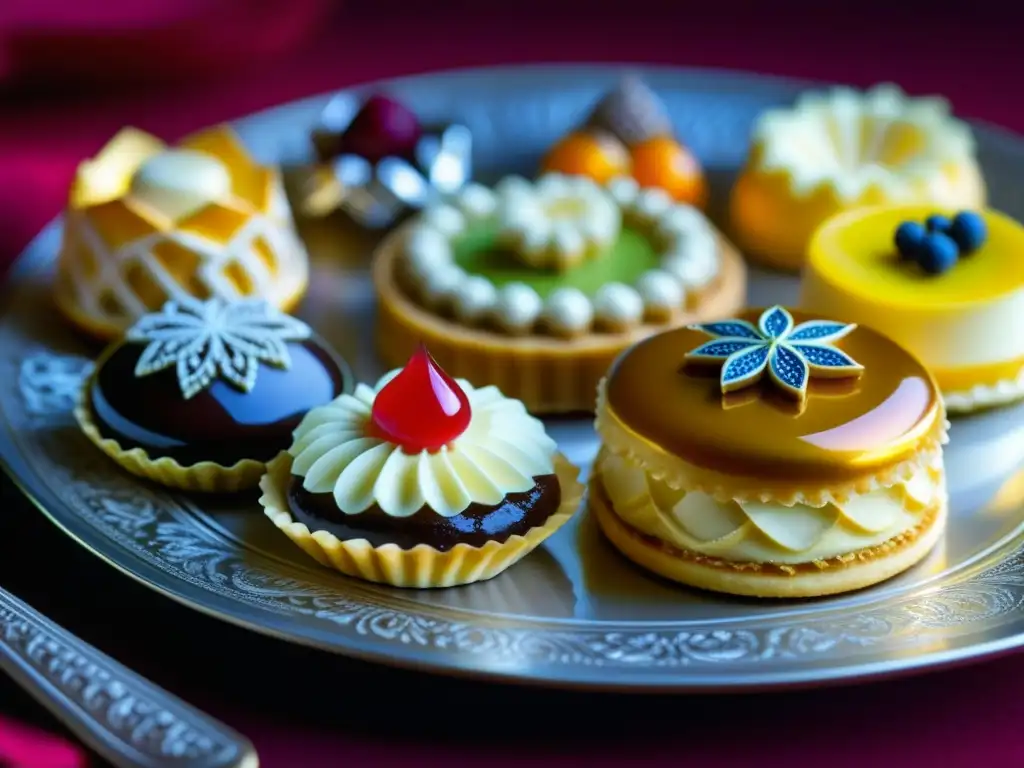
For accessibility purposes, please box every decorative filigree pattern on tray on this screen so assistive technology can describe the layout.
[9,347,1024,680]
[3,68,1024,689]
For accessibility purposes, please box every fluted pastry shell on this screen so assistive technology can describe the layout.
[373,223,746,414]
[73,373,265,492]
[259,451,584,588]
[595,378,950,507]
[56,125,309,341]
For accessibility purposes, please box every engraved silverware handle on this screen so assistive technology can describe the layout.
[0,586,258,768]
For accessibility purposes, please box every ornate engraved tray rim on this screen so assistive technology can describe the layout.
[3,64,1024,692]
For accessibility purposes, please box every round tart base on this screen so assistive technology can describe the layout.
[589,478,947,599]
[942,369,1024,414]
[74,375,267,493]
[372,224,746,414]
[53,278,308,343]
[259,451,584,588]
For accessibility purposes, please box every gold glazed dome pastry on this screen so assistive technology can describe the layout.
[299,92,473,228]
[592,305,950,598]
[74,297,353,492]
[55,125,309,341]
[729,83,985,271]
[801,205,1024,413]
[373,172,746,414]
[258,345,584,588]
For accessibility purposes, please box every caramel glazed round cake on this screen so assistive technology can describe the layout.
[591,305,950,598]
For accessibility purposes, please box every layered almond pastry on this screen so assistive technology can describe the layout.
[592,305,949,598]
[259,346,584,588]
[729,84,985,271]
[373,172,745,413]
[75,297,352,492]
[55,125,309,340]
[801,205,1024,413]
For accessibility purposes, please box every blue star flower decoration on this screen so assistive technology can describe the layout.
[685,306,864,403]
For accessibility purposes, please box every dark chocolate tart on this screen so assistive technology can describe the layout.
[258,450,582,588]
[74,299,354,492]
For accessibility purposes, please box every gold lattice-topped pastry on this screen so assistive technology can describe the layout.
[55,125,309,340]
[591,305,949,598]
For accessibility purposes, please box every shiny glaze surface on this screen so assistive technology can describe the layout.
[605,308,941,481]
[286,474,561,551]
[808,206,1024,308]
[90,338,351,466]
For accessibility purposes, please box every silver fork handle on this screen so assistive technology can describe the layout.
[0,586,258,768]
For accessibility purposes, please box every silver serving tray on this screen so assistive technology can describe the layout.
[3,64,1024,692]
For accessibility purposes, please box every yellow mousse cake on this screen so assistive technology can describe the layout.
[801,205,1024,413]
[729,84,985,271]
[55,125,309,340]
[592,305,949,598]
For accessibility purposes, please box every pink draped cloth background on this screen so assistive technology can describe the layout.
[1,2,1024,766]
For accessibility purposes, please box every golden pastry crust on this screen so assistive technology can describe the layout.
[595,305,949,504]
[589,477,946,598]
[73,373,265,492]
[55,125,309,341]
[259,451,584,588]
[372,224,746,414]
[596,378,949,507]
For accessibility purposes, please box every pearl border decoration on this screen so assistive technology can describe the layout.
[399,173,720,338]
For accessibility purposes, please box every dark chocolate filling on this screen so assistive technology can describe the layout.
[286,473,562,551]
[89,338,350,467]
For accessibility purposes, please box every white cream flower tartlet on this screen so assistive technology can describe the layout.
[400,173,721,338]
[729,82,985,270]
[754,83,979,201]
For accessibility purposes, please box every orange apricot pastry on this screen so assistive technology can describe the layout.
[630,136,707,208]
[541,77,707,209]
[541,131,631,185]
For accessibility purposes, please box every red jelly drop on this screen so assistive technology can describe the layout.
[340,94,422,164]
[370,345,472,452]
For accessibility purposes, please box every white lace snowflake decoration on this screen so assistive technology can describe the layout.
[125,297,312,399]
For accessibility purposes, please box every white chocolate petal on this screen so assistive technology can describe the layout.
[740,502,838,552]
[600,453,649,510]
[371,449,426,518]
[301,437,382,493]
[335,442,397,513]
[671,492,748,542]
[418,450,472,515]
[839,495,900,534]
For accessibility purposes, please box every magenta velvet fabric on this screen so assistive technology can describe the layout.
[1,4,1024,767]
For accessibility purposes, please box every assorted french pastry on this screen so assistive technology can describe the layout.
[55,126,310,341]
[729,83,986,271]
[801,205,1024,413]
[299,92,473,228]
[258,345,584,588]
[542,77,707,209]
[591,305,949,598]
[372,171,745,413]
[74,297,353,492]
